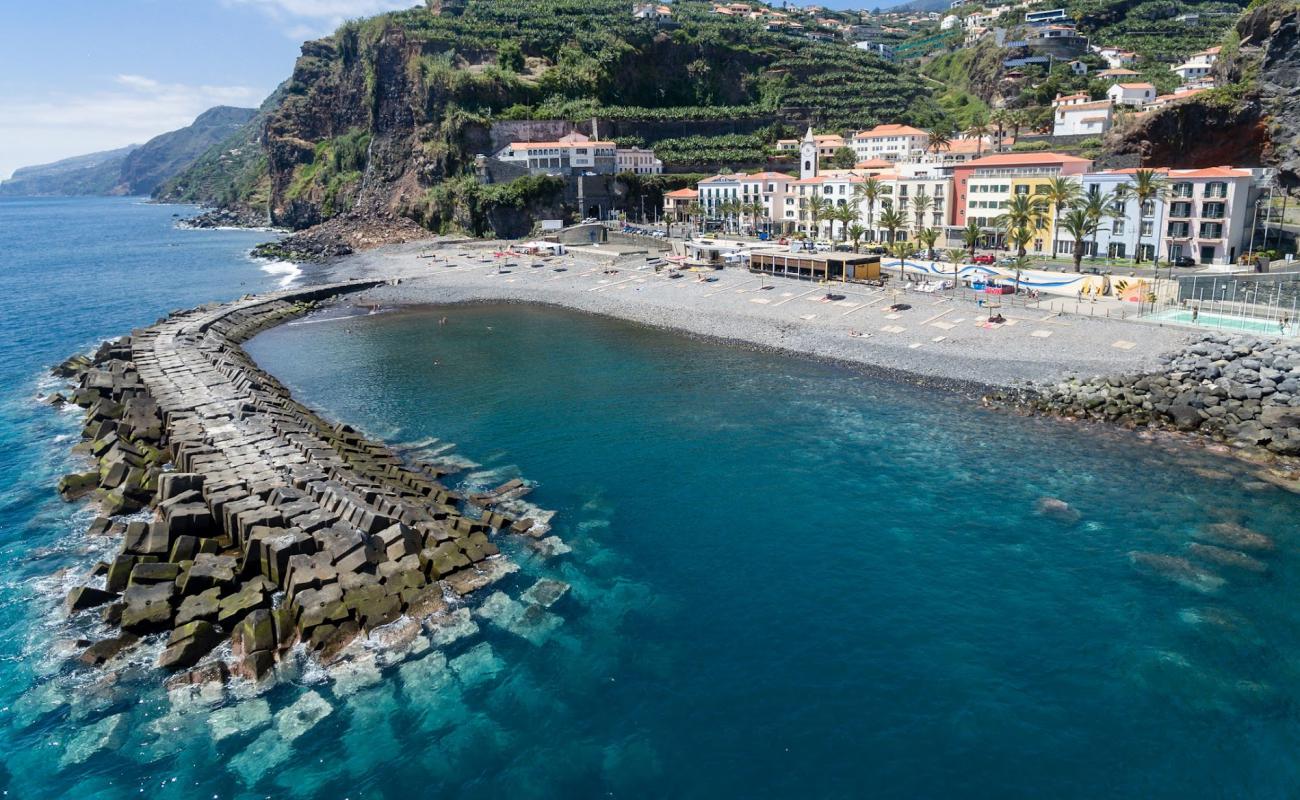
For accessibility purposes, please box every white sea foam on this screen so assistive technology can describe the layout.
[259,259,302,289]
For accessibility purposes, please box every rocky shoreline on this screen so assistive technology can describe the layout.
[51,281,555,686]
[987,332,1300,492]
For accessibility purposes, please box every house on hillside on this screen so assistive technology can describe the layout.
[1097,47,1138,69]
[1068,60,1088,75]
[633,3,673,22]
[1172,46,1219,82]
[1096,67,1140,83]
[496,132,659,177]
[1107,82,1156,107]
[1053,99,1113,136]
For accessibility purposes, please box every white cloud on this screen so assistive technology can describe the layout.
[223,0,422,37]
[0,76,266,180]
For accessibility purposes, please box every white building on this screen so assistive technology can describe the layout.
[615,147,663,174]
[1068,60,1088,75]
[1158,166,1255,265]
[1075,171,1166,262]
[1052,94,1112,136]
[940,13,959,30]
[849,124,929,162]
[495,132,618,175]
[1172,46,1219,82]
[1106,82,1156,107]
[1097,47,1138,69]
[1024,7,1068,25]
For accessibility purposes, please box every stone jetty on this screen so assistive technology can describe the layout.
[989,332,1300,487]
[56,282,529,680]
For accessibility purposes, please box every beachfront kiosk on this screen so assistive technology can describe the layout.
[749,252,882,282]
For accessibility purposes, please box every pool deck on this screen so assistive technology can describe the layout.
[316,240,1197,389]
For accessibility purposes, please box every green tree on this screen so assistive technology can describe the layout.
[878,205,906,245]
[847,222,867,253]
[1131,168,1168,264]
[830,147,858,169]
[853,177,884,242]
[918,227,940,260]
[926,128,953,157]
[1058,207,1100,273]
[910,189,933,235]
[945,247,966,294]
[1042,176,1082,260]
[996,193,1048,258]
[962,219,983,262]
[965,116,990,158]
[806,195,830,240]
[497,41,525,73]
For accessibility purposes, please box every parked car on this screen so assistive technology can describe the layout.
[972,254,996,265]
[1172,256,1197,267]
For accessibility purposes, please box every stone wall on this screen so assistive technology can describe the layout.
[55,282,549,682]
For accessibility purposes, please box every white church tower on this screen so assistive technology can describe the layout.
[799,126,818,180]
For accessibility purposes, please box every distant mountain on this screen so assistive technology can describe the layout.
[0,145,139,197]
[117,106,257,195]
[0,105,257,197]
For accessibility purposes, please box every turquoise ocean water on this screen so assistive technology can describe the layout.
[4,196,1300,798]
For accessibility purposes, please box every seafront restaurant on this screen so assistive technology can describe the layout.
[749,251,882,282]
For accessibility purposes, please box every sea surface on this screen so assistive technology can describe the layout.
[3,197,1300,798]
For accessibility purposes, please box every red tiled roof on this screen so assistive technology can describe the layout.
[964,152,1093,167]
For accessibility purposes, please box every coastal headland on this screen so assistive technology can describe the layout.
[54,280,556,684]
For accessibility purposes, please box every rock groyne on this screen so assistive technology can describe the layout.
[989,332,1300,489]
[56,282,537,681]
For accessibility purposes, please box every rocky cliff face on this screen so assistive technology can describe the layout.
[1097,1,1300,175]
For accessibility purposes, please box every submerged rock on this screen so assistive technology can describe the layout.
[276,690,332,742]
[1187,543,1269,574]
[60,713,127,767]
[520,578,570,609]
[449,642,504,687]
[1129,551,1226,594]
[1034,497,1081,525]
[1194,522,1276,552]
[208,698,272,742]
[425,607,479,647]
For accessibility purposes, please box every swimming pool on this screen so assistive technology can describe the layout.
[1152,307,1288,335]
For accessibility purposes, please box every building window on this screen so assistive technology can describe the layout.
[1204,182,1227,199]
[1167,222,1189,238]
[1169,202,1192,218]
[1202,202,1225,219]
[1199,222,1223,239]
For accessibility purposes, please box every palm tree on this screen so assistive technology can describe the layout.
[1131,168,1168,265]
[878,206,906,246]
[1008,108,1029,142]
[853,177,883,242]
[847,222,867,253]
[1079,190,1111,264]
[918,227,940,260]
[910,189,933,235]
[1007,224,1035,266]
[891,239,915,281]
[1042,176,1082,260]
[990,109,1008,152]
[945,247,966,294]
[926,128,953,157]
[837,205,859,242]
[1057,207,1100,273]
[965,117,991,158]
[684,201,704,234]
[805,195,829,240]
[743,201,765,235]
[961,219,983,262]
[995,193,1048,258]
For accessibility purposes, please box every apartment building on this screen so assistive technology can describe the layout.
[849,124,930,162]
[952,152,1092,254]
[1074,171,1167,262]
[1159,167,1254,265]
[698,171,797,229]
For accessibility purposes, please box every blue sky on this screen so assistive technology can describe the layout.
[0,1,419,178]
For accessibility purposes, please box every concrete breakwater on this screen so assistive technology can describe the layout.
[53,282,542,682]
[988,332,1300,489]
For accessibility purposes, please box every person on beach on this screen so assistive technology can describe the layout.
[1191,306,1199,324]
[1281,316,1289,335]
